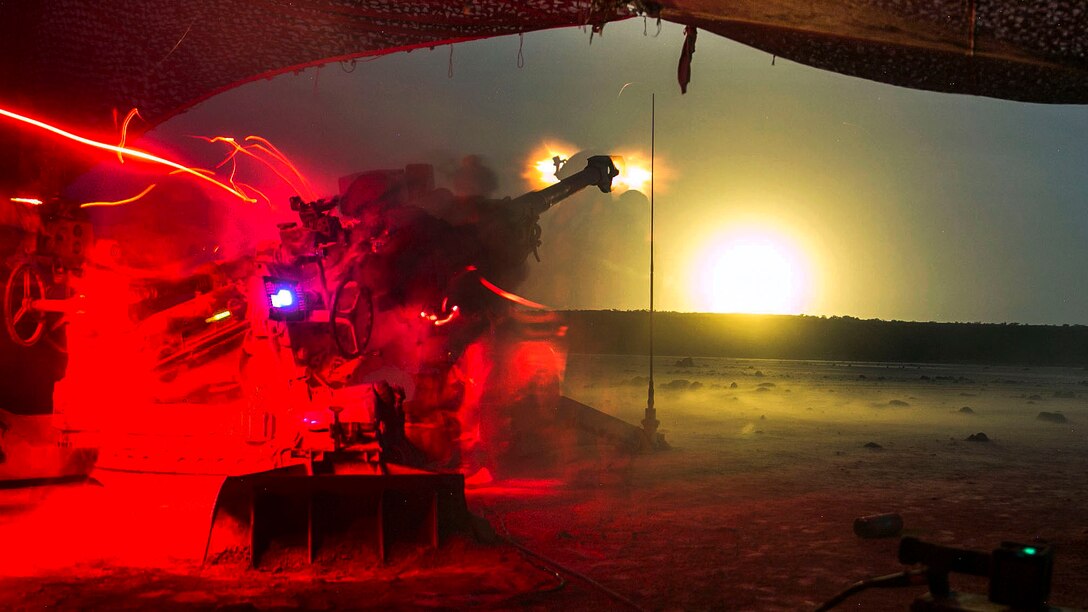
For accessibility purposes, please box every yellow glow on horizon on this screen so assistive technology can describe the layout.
[693,225,813,315]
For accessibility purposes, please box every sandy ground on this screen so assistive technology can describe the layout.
[1,355,1086,610]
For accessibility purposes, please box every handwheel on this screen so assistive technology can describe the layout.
[3,263,47,347]
[331,278,373,358]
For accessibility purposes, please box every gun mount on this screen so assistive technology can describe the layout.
[509,155,619,262]
[41,152,631,568]
[514,155,620,218]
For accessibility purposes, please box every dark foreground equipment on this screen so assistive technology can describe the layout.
[816,536,1082,611]
[204,458,475,568]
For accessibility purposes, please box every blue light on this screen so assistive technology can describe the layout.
[271,288,295,308]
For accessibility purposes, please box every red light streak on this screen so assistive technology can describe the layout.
[80,183,157,208]
[9,197,43,205]
[0,107,255,203]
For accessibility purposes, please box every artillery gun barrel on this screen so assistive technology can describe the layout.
[513,155,620,218]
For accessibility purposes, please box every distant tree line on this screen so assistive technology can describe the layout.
[559,311,1088,366]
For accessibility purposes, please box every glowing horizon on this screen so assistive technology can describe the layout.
[691,224,814,316]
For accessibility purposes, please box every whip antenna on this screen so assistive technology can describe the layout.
[641,93,660,449]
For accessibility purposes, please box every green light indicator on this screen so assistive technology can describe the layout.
[1022,547,1037,555]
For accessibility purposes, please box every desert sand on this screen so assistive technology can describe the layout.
[1,355,1085,610]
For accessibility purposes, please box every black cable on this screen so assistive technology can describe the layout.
[495,515,645,611]
[815,569,926,612]
[502,536,646,612]
[519,551,567,593]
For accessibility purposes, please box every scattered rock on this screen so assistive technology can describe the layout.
[858,374,867,380]
[674,357,695,368]
[753,370,765,377]
[958,406,976,414]
[853,512,903,539]
[1054,390,1076,399]
[887,399,910,407]
[757,382,776,388]
[662,379,692,390]
[755,387,770,393]
[1027,394,1043,401]
[729,381,738,389]
[1037,411,1068,424]
[864,442,883,449]
[965,432,990,442]
[759,415,766,420]
[624,376,649,387]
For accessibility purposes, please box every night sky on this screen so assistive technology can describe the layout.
[130,19,1088,325]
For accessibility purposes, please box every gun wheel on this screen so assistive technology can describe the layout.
[4,263,47,347]
[331,279,373,359]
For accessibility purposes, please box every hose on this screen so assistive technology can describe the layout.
[815,569,926,611]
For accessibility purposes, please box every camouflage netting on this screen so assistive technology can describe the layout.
[0,1,633,131]
[667,0,1088,103]
[2,1,1088,192]
[3,1,1087,133]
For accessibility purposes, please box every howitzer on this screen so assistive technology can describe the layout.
[513,155,620,218]
[505,155,619,262]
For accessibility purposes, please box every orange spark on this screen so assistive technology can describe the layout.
[478,276,549,310]
[80,183,158,208]
[0,107,254,203]
[10,197,43,205]
[236,182,271,206]
[116,108,142,163]
[244,135,316,200]
[204,310,232,323]
[421,304,460,326]
[200,135,315,201]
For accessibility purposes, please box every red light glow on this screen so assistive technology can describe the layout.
[0,106,255,203]
[9,197,43,205]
